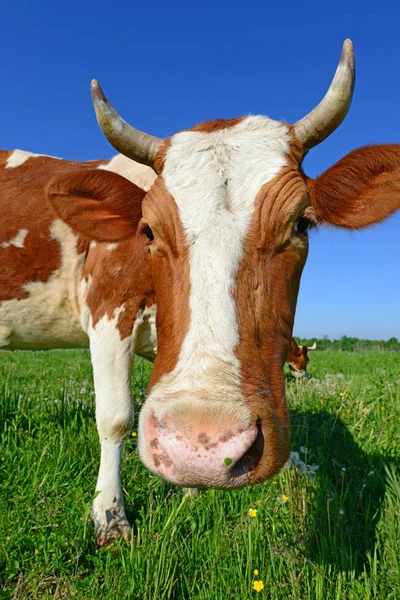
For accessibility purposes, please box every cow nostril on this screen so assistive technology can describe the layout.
[230,420,264,478]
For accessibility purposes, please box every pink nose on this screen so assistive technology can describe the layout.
[145,416,264,488]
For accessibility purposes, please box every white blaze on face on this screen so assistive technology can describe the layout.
[155,116,290,401]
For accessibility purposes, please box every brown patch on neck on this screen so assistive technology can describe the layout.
[83,235,155,340]
[142,177,191,387]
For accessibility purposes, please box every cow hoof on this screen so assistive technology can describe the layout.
[96,522,132,547]
[92,504,132,546]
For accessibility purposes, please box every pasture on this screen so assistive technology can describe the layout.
[1,350,399,599]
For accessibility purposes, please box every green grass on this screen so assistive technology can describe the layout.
[0,350,399,599]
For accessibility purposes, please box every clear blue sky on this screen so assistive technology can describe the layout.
[1,0,399,340]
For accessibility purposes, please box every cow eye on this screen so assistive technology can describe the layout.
[294,216,312,235]
[143,226,154,241]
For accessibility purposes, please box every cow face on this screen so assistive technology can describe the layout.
[135,118,311,488]
[287,339,314,378]
[52,40,400,489]
[86,41,356,489]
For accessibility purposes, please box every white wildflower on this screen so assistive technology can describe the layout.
[287,450,319,481]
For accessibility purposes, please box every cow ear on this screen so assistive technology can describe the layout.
[47,169,146,242]
[307,144,400,228]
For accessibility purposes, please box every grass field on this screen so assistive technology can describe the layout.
[1,350,399,599]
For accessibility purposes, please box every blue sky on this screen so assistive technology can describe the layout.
[1,0,399,339]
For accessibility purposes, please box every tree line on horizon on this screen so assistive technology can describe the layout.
[295,335,400,353]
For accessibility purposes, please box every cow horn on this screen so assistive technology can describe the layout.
[294,39,355,151]
[90,80,162,167]
[307,342,317,351]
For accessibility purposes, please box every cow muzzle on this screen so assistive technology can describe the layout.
[139,410,265,489]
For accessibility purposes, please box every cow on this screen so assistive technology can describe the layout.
[287,339,317,378]
[2,39,400,545]
[0,151,157,544]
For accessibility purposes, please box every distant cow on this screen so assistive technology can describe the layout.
[287,339,317,378]
[1,39,400,544]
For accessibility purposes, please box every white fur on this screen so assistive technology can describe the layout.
[0,220,88,349]
[0,229,28,248]
[105,242,119,251]
[5,150,60,169]
[89,305,149,539]
[99,154,157,190]
[147,116,289,404]
[6,150,40,168]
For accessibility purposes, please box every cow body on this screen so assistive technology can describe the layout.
[0,149,157,541]
[3,39,400,544]
[0,147,312,539]
[0,150,157,352]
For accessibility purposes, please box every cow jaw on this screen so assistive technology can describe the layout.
[139,116,302,488]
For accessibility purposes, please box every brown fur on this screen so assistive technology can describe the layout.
[141,178,191,385]
[47,170,145,242]
[82,239,154,339]
[0,153,154,342]
[47,168,155,340]
[308,144,400,228]
[233,165,309,481]
[190,117,244,134]
[0,154,107,302]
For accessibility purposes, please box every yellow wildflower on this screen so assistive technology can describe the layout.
[253,569,259,576]
[277,494,289,505]
[253,580,264,592]
[131,432,137,437]
[248,508,257,518]
[340,392,344,396]
[272,481,278,485]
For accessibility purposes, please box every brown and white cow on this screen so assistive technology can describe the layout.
[287,339,317,378]
[0,151,157,543]
[2,39,400,544]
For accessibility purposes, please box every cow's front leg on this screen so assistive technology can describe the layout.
[89,315,136,545]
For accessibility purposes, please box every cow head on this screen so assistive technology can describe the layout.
[48,40,400,489]
[287,339,317,378]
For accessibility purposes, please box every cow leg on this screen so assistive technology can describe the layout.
[88,314,136,545]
